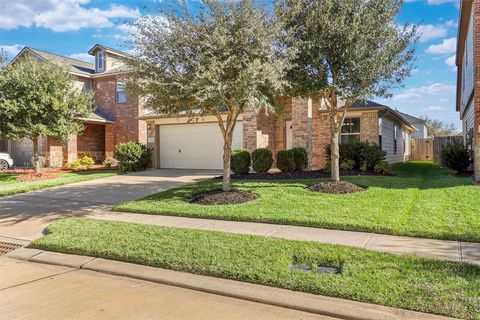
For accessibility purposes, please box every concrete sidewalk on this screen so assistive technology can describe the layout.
[5,249,454,320]
[89,212,480,264]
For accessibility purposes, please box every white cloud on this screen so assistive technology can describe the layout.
[421,106,444,113]
[417,24,447,43]
[68,53,95,64]
[0,0,140,32]
[445,55,456,70]
[392,83,456,101]
[426,37,457,54]
[0,44,25,61]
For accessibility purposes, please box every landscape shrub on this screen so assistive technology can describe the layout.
[276,150,295,173]
[251,148,273,173]
[440,142,473,173]
[79,156,95,169]
[66,160,81,170]
[115,141,152,173]
[323,161,331,173]
[325,141,385,170]
[103,158,117,168]
[230,149,251,175]
[291,147,308,171]
[360,162,368,172]
[340,159,356,171]
[373,161,390,175]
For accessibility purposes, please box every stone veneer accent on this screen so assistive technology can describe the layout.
[474,0,480,181]
[360,111,379,143]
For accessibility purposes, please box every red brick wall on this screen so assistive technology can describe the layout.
[93,76,146,146]
[77,123,105,161]
[474,0,480,181]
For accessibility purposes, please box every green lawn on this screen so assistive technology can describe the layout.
[0,170,117,197]
[115,162,480,242]
[33,218,480,319]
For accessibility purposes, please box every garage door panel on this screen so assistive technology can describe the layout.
[159,122,243,169]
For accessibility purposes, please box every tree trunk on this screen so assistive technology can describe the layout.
[222,131,233,192]
[32,137,41,175]
[330,129,340,182]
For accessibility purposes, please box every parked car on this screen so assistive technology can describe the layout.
[0,152,14,171]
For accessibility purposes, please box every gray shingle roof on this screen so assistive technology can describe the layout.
[28,48,95,76]
[396,111,427,125]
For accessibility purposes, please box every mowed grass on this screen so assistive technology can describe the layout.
[0,170,117,197]
[115,161,480,242]
[33,218,480,319]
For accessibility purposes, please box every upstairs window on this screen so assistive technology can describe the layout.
[116,80,127,103]
[341,118,360,144]
[96,51,104,71]
[394,125,398,154]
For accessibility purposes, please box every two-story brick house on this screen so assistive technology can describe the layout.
[456,0,480,181]
[141,98,415,170]
[0,45,146,166]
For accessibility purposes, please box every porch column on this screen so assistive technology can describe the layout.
[105,124,116,159]
[360,111,379,144]
[66,134,77,163]
[291,97,313,167]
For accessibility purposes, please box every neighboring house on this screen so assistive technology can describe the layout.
[141,99,415,170]
[456,0,480,181]
[1,45,146,166]
[397,112,428,139]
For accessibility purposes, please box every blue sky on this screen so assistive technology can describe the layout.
[0,0,460,128]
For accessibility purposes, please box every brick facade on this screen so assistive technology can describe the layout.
[474,0,480,181]
[360,111,379,143]
[77,123,106,162]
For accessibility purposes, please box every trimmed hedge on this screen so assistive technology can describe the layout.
[291,147,308,171]
[115,141,152,173]
[325,141,385,171]
[276,150,295,173]
[252,148,273,173]
[231,149,251,175]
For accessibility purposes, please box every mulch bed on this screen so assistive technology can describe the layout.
[191,190,257,205]
[227,169,382,180]
[16,172,59,182]
[308,181,366,194]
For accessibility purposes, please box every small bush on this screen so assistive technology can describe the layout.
[251,148,273,173]
[440,142,473,173]
[360,162,368,172]
[340,159,356,171]
[79,156,95,169]
[374,161,390,175]
[323,161,331,173]
[115,142,152,173]
[325,141,385,171]
[291,147,308,171]
[103,158,117,168]
[230,149,251,175]
[276,150,295,173]
[66,160,81,170]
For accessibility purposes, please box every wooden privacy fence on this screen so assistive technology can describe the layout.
[411,136,463,162]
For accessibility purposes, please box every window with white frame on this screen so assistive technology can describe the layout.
[96,51,104,71]
[116,80,127,103]
[341,118,360,143]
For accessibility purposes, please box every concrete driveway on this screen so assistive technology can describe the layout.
[0,169,219,241]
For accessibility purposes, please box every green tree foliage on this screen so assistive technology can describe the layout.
[0,59,93,172]
[277,0,417,181]
[125,0,293,191]
[421,116,457,137]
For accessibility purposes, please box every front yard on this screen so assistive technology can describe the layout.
[115,161,480,242]
[33,218,480,319]
[0,170,118,197]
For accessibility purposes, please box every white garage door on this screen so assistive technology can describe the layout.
[160,122,243,169]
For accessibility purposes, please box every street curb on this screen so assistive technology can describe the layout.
[8,248,456,320]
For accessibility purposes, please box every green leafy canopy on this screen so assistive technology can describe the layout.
[0,59,94,141]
